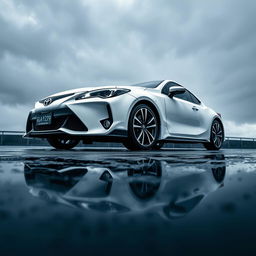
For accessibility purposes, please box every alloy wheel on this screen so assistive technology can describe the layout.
[132,108,157,146]
[212,121,223,148]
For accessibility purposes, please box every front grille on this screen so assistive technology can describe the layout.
[28,107,88,133]
[33,116,66,131]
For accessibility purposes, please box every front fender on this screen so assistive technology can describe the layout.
[125,95,168,140]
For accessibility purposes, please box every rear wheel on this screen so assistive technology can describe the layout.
[204,119,224,150]
[47,137,79,150]
[123,104,160,150]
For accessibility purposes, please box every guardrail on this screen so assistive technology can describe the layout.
[225,136,256,141]
[0,131,25,145]
[0,131,24,134]
[224,136,256,148]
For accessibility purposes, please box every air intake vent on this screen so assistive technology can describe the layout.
[64,115,88,131]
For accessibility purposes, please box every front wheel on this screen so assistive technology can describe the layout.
[123,104,160,150]
[204,119,224,150]
[47,137,80,150]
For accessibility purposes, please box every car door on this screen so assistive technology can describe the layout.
[164,89,206,138]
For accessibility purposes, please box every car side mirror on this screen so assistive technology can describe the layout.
[168,86,186,98]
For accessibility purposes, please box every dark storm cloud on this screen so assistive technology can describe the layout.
[0,0,256,133]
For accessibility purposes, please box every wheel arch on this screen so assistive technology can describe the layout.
[128,98,161,126]
[126,97,163,138]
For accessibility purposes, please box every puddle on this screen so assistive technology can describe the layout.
[0,148,256,255]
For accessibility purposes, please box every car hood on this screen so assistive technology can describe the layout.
[47,85,141,98]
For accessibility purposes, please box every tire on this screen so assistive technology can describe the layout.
[47,137,79,150]
[204,119,224,150]
[123,104,160,150]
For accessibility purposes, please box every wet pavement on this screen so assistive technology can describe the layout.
[0,146,256,256]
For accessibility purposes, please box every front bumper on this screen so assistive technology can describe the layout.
[25,94,135,140]
[25,106,87,137]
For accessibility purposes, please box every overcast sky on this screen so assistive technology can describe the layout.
[0,0,256,136]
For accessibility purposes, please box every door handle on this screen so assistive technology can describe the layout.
[192,106,199,111]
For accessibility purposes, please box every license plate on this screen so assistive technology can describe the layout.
[36,113,52,126]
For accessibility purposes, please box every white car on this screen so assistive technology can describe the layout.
[25,80,224,150]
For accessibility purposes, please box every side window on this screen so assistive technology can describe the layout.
[161,82,201,105]
[174,90,190,102]
[188,91,201,105]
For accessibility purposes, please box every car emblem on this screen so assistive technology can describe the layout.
[43,98,52,106]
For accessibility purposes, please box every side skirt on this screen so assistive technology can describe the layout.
[163,136,209,144]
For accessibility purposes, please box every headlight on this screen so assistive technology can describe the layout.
[76,88,130,100]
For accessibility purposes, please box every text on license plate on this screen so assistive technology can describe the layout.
[36,113,52,126]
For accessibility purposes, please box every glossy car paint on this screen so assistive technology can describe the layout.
[25,80,222,143]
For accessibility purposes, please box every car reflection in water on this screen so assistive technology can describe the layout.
[24,154,226,219]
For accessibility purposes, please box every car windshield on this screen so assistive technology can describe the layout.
[128,80,163,88]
